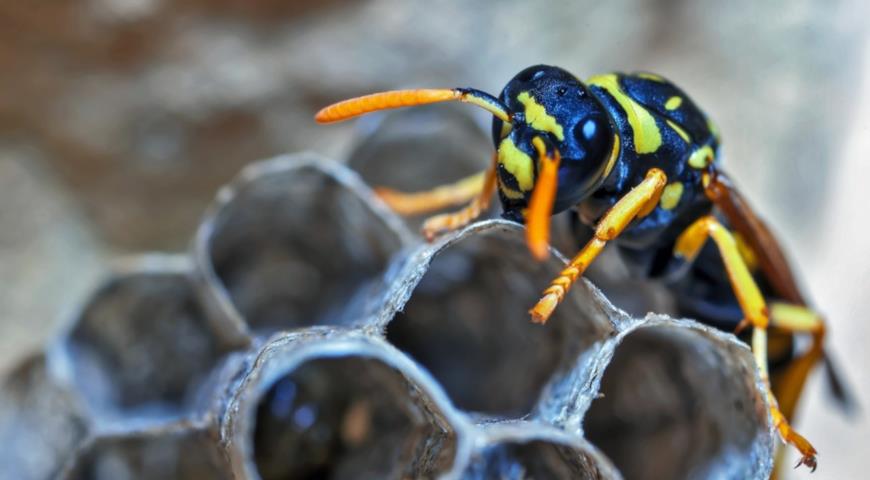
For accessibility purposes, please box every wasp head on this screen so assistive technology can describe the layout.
[492,65,615,219]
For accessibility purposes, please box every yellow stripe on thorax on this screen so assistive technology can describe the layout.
[517,92,564,141]
[659,182,684,210]
[666,119,691,143]
[497,137,534,192]
[688,145,714,169]
[587,74,662,154]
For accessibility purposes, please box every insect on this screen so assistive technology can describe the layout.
[316,65,850,471]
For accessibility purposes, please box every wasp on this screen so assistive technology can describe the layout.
[316,65,850,471]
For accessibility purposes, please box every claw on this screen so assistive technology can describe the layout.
[794,454,817,473]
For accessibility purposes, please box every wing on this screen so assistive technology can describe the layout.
[705,170,806,305]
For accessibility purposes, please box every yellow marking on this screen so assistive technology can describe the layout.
[637,72,665,82]
[688,145,714,169]
[587,74,662,154]
[666,119,690,143]
[500,121,512,139]
[659,182,684,210]
[601,134,620,179]
[499,184,525,200]
[733,232,759,272]
[497,137,534,192]
[517,91,565,141]
[665,96,682,110]
[461,92,511,122]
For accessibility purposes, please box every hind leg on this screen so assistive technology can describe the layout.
[768,302,826,421]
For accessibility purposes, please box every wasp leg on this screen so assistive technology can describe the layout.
[769,302,826,422]
[674,216,818,471]
[375,171,486,216]
[529,168,667,323]
[421,153,498,240]
[768,303,827,473]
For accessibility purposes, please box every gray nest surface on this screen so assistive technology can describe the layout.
[0,148,775,479]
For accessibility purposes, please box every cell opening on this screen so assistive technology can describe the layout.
[0,356,88,480]
[385,225,612,418]
[252,355,458,479]
[584,324,770,480]
[203,163,405,334]
[64,265,231,421]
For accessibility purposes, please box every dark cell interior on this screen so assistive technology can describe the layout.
[460,440,610,480]
[584,326,764,480]
[65,430,230,480]
[67,271,228,419]
[208,169,402,334]
[347,107,491,214]
[252,356,456,480]
[386,228,607,417]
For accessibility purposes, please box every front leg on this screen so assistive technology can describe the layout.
[375,170,487,216]
[529,168,667,323]
[418,153,498,240]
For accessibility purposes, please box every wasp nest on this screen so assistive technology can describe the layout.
[0,147,774,479]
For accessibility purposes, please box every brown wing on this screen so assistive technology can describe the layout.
[705,170,806,305]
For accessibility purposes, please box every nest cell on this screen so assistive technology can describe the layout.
[381,220,617,419]
[194,154,412,337]
[56,255,234,424]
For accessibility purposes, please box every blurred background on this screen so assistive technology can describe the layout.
[0,0,867,478]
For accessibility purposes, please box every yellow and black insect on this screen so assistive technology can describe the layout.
[316,64,850,471]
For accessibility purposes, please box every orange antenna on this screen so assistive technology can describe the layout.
[315,88,511,123]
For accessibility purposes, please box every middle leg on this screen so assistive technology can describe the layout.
[674,215,818,470]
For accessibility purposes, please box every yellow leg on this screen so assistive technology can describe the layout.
[769,303,825,421]
[674,216,818,471]
[529,168,667,323]
[420,154,498,240]
[768,303,826,474]
[375,171,486,216]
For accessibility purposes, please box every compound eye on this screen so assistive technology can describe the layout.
[574,117,610,160]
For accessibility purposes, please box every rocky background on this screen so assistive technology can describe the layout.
[1,0,868,478]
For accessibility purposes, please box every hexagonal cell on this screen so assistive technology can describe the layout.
[54,255,236,424]
[457,422,620,480]
[346,108,494,230]
[193,153,413,337]
[582,318,773,480]
[379,220,618,419]
[221,333,467,480]
[61,424,230,480]
[0,355,88,480]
